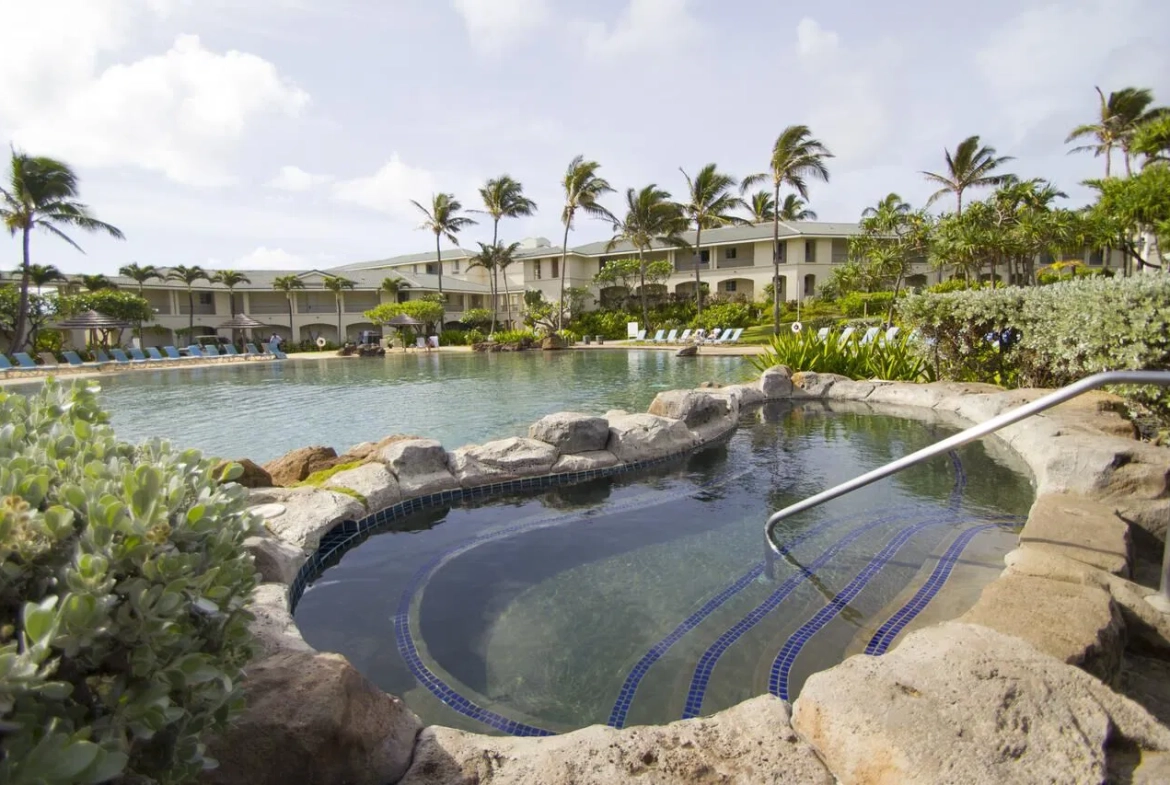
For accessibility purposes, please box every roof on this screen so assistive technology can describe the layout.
[92,267,491,294]
[570,221,863,256]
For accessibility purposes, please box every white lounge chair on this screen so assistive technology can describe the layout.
[635,330,647,341]
[692,329,707,343]
[415,336,426,350]
[883,326,900,343]
[651,329,667,343]
[678,329,692,343]
[859,326,881,345]
[704,328,723,344]
[722,327,744,344]
[839,326,857,342]
[665,329,679,343]
[816,327,830,342]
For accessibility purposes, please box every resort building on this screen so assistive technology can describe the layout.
[23,221,1129,346]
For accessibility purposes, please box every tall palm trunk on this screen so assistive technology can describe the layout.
[336,295,343,344]
[1105,145,1112,178]
[559,217,572,330]
[693,224,704,315]
[287,295,294,339]
[772,183,781,333]
[11,225,32,351]
[638,248,649,330]
[187,288,195,338]
[956,191,963,216]
[435,233,444,326]
[490,219,499,334]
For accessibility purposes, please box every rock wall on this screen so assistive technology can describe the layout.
[207,365,1170,785]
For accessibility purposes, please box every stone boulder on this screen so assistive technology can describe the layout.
[247,583,315,659]
[648,389,738,442]
[377,438,459,497]
[790,371,848,398]
[529,412,610,454]
[244,534,306,585]
[340,433,420,463]
[676,344,698,357]
[203,651,422,785]
[399,695,833,785]
[541,334,566,350]
[247,487,365,550]
[792,622,1170,785]
[214,458,273,488]
[262,446,340,487]
[759,366,794,399]
[722,381,766,408]
[1020,494,1131,576]
[606,413,696,462]
[551,450,620,474]
[449,437,558,487]
[325,462,402,513]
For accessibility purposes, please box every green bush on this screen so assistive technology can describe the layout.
[0,380,260,784]
[749,330,934,382]
[1036,263,1114,286]
[465,328,485,345]
[899,275,1170,415]
[439,329,468,346]
[571,310,635,340]
[492,328,537,345]
[838,291,895,319]
[924,279,1002,294]
[461,308,493,329]
[690,302,758,332]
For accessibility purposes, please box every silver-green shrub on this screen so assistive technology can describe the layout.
[899,275,1170,413]
[0,380,259,784]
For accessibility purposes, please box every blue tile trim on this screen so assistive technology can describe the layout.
[863,523,999,656]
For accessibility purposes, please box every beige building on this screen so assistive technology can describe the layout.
[49,221,1127,346]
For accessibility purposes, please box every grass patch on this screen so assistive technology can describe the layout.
[294,460,369,505]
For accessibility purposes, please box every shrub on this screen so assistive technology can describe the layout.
[439,329,468,346]
[838,291,895,319]
[690,302,758,332]
[924,279,1003,294]
[492,328,537,345]
[571,310,635,340]
[749,330,934,382]
[899,275,1170,415]
[0,380,260,784]
[461,308,493,329]
[465,328,485,345]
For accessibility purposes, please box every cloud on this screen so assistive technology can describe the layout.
[331,155,440,221]
[0,0,309,186]
[222,246,313,270]
[268,165,332,191]
[452,0,549,54]
[583,0,700,60]
[795,18,839,61]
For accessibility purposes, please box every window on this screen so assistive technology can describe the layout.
[773,275,787,299]
[197,292,213,305]
[831,239,849,263]
[425,263,437,275]
[804,274,816,297]
[534,260,542,279]
[700,249,710,263]
[724,280,737,293]
[805,240,816,263]
[453,259,460,273]
[1088,249,1105,266]
[777,242,787,264]
[551,258,559,279]
[724,247,738,260]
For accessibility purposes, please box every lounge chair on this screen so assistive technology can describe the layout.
[691,329,706,343]
[883,326,901,343]
[859,327,881,346]
[223,344,240,357]
[146,347,166,361]
[703,328,724,344]
[0,355,13,375]
[186,346,206,359]
[838,326,857,343]
[38,351,62,368]
[94,349,114,365]
[62,350,90,368]
[244,343,262,358]
[678,329,692,343]
[162,346,187,360]
[816,327,830,342]
[128,348,149,363]
[664,329,678,343]
[415,336,426,350]
[651,329,666,343]
[203,345,221,358]
[14,352,45,370]
[635,330,647,341]
[109,349,133,365]
[721,328,744,344]
[267,342,288,360]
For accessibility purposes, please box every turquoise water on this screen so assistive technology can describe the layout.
[295,402,1035,734]
[18,351,752,462]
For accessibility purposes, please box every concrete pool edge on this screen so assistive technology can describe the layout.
[210,368,1170,785]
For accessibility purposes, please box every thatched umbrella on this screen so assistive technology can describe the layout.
[384,313,424,350]
[56,310,132,349]
[217,312,266,348]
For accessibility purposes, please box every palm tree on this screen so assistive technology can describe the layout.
[272,275,304,340]
[742,125,834,332]
[747,190,775,222]
[475,175,537,327]
[381,276,409,302]
[0,149,124,351]
[468,242,522,334]
[212,269,251,316]
[861,192,912,223]
[679,164,747,314]
[167,265,210,339]
[607,185,690,330]
[323,275,355,344]
[922,135,1014,215]
[559,155,616,328]
[80,273,116,291]
[24,263,66,289]
[1067,86,1168,177]
[119,262,161,295]
[411,193,476,307]
[777,194,817,221]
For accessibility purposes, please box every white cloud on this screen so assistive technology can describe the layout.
[583,0,700,60]
[224,246,312,269]
[331,155,439,221]
[452,0,549,54]
[0,0,309,186]
[795,18,839,61]
[268,165,332,191]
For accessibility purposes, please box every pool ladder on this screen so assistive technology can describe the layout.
[763,370,1170,609]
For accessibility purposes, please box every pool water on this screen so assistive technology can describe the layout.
[294,400,1035,735]
[23,352,752,462]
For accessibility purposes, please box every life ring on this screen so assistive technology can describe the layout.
[791,321,803,333]
[316,336,327,348]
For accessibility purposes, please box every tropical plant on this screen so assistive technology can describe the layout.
[322,275,355,343]
[0,286,56,350]
[778,194,817,221]
[364,299,445,335]
[1086,164,1170,272]
[381,276,409,300]
[467,242,520,334]
[849,193,932,323]
[58,290,152,348]
[921,135,1014,215]
[1066,86,1168,177]
[461,307,494,329]
[0,379,259,785]
[746,190,775,222]
[79,273,116,292]
[212,269,251,316]
[690,301,756,332]
[23,263,66,289]
[272,274,305,338]
[559,155,615,328]
[606,185,690,329]
[678,164,746,314]
[1132,113,1170,167]
[475,175,536,326]
[0,150,124,351]
[118,262,161,295]
[742,125,834,333]
[166,265,211,337]
[411,193,476,298]
[750,329,933,382]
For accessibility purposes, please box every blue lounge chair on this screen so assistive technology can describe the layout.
[109,349,132,365]
[94,349,113,365]
[187,346,205,358]
[163,346,186,360]
[128,348,149,363]
[146,347,166,361]
[266,342,288,360]
[13,352,43,370]
[203,345,221,358]
[223,344,240,356]
[0,355,15,375]
[244,343,261,358]
[62,350,90,368]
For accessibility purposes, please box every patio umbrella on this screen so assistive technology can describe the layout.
[217,313,265,330]
[384,313,424,350]
[55,309,132,350]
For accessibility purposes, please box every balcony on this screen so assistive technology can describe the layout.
[177,303,215,315]
[716,257,754,270]
[248,302,290,315]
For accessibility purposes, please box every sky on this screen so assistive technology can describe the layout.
[2,0,1168,275]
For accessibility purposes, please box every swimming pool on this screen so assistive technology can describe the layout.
[16,352,752,462]
[293,400,1034,735]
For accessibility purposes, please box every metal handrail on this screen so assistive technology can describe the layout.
[764,370,1170,600]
